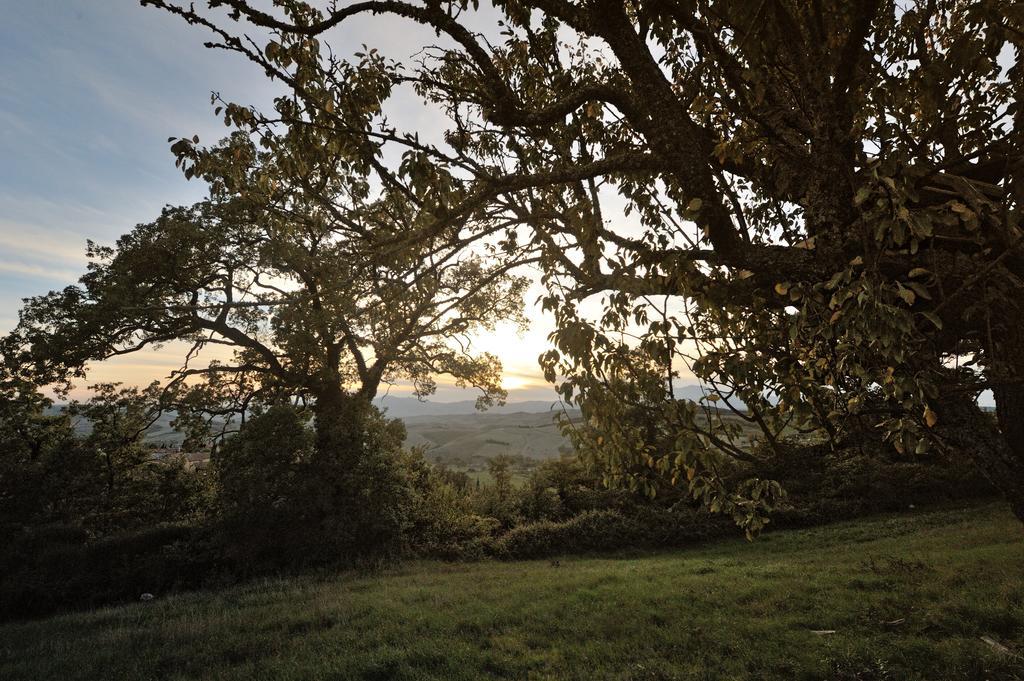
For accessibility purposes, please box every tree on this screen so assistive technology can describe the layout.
[0,369,205,535]
[0,373,76,530]
[7,123,529,460]
[68,382,164,500]
[211,403,413,562]
[137,0,1024,528]
[0,374,69,465]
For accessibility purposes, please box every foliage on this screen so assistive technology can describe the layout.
[0,377,212,620]
[2,30,533,593]
[138,0,1024,528]
[5,113,527,451]
[400,448,501,560]
[749,438,995,527]
[213,405,315,521]
[0,425,997,618]
[212,404,412,567]
[0,379,209,540]
[470,454,519,526]
[0,523,231,623]
[0,377,77,530]
[490,507,721,560]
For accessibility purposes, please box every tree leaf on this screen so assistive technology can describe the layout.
[920,311,943,329]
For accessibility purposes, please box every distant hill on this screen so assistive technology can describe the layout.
[373,396,569,418]
[402,409,580,463]
[375,384,743,417]
[44,384,739,459]
[43,407,229,447]
[44,400,576,457]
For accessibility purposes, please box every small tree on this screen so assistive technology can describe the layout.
[0,374,76,531]
[68,382,164,500]
[0,370,205,535]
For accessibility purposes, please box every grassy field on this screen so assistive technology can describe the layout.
[2,504,1022,680]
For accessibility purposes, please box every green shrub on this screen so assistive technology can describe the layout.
[492,510,621,558]
[748,439,995,528]
[0,524,206,621]
[491,506,732,559]
[213,405,414,570]
[399,448,501,560]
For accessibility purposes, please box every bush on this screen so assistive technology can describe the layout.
[0,408,999,622]
[748,439,995,528]
[398,448,501,560]
[213,405,314,520]
[492,510,629,558]
[491,506,733,560]
[0,524,207,620]
[213,405,414,570]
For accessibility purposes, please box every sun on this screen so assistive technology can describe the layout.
[500,373,530,392]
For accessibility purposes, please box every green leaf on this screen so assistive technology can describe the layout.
[920,311,943,329]
[906,282,932,300]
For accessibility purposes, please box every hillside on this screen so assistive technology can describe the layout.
[403,408,579,463]
[48,399,576,452]
[3,504,1022,681]
[50,392,755,464]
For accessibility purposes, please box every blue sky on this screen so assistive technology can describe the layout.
[0,0,562,401]
[0,1,277,321]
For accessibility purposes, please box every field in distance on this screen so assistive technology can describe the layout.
[58,394,765,477]
[402,409,579,466]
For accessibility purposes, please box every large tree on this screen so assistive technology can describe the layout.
[125,0,1024,527]
[6,123,528,457]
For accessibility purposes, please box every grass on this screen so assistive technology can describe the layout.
[2,504,1022,680]
[456,467,532,488]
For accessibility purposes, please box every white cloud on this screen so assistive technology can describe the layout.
[0,260,81,282]
[0,220,91,266]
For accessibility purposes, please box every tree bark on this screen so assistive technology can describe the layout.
[936,392,1024,523]
[311,383,370,466]
[992,381,1024,523]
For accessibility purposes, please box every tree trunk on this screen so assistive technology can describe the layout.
[311,384,370,465]
[992,381,1024,523]
[936,391,1024,523]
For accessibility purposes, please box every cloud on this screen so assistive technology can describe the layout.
[0,220,91,266]
[0,260,81,282]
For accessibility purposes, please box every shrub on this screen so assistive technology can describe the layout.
[213,405,314,519]
[213,405,414,570]
[491,506,733,560]
[492,510,624,559]
[399,448,501,560]
[0,524,206,621]
[748,439,995,528]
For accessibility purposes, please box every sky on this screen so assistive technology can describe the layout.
[0,0,562,403]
